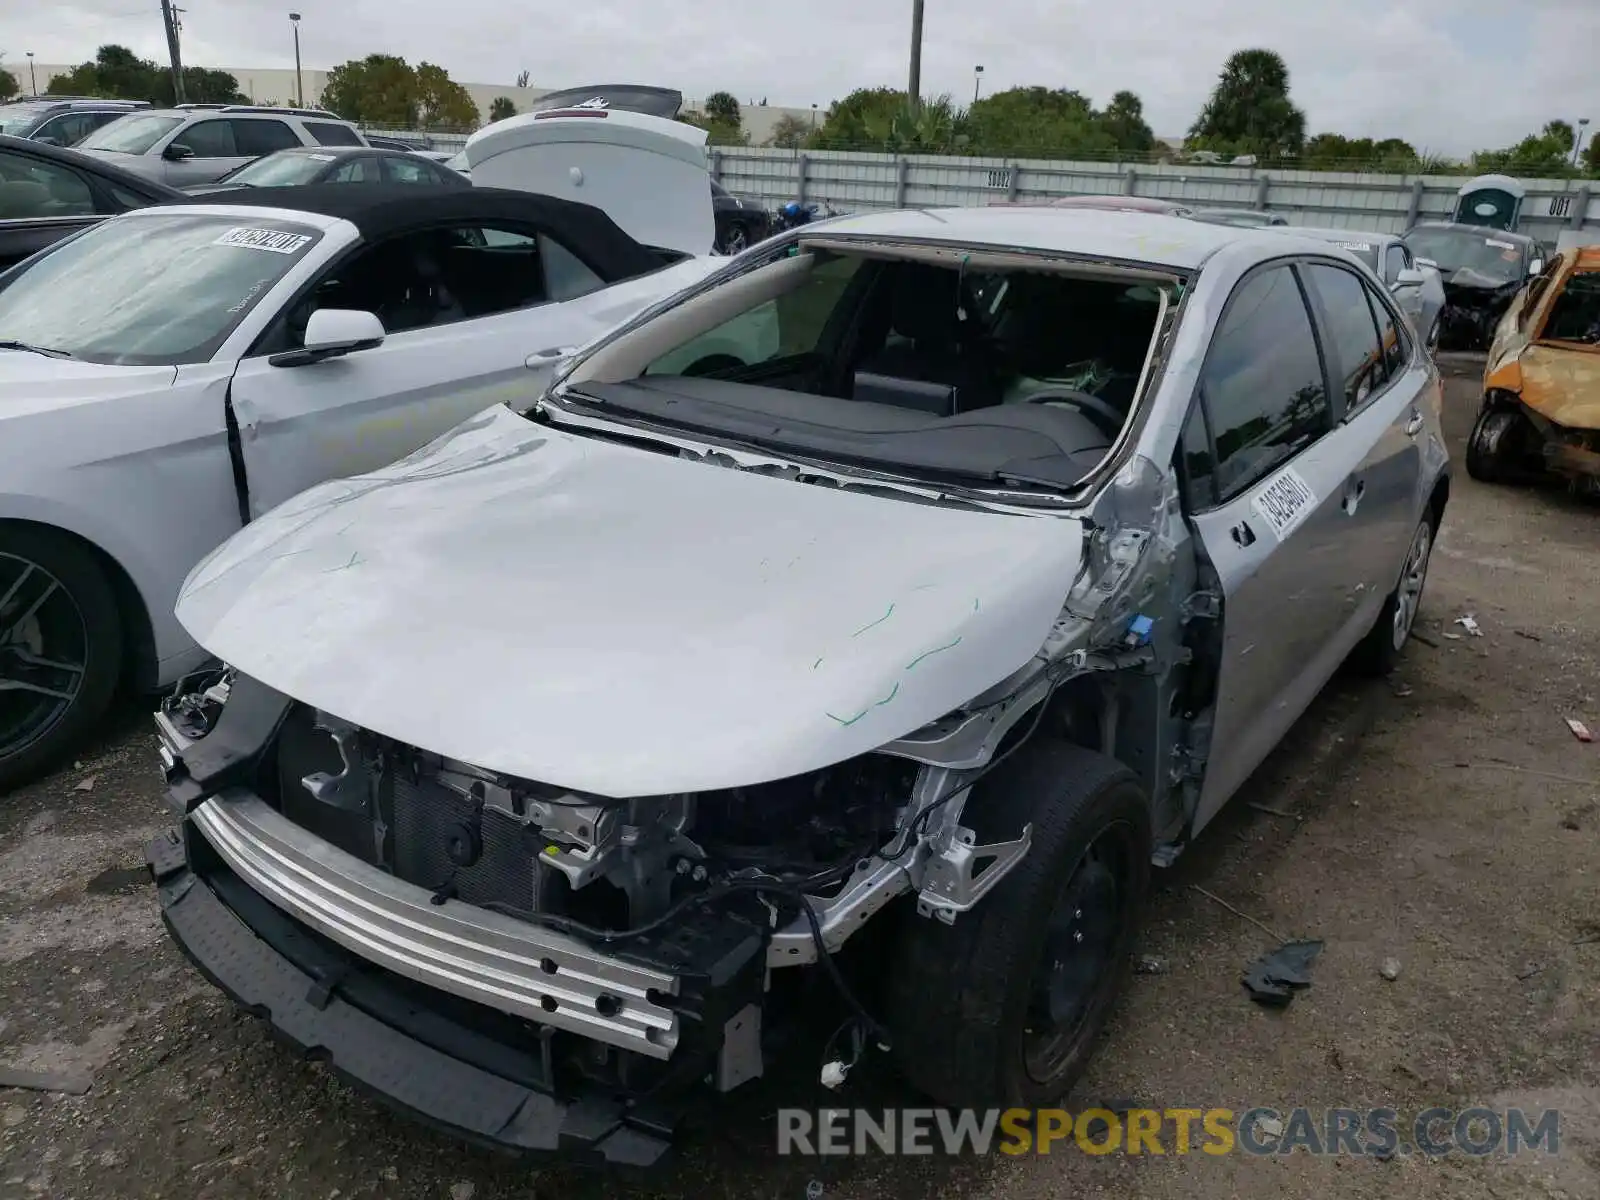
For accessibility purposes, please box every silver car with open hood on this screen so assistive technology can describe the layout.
[147,206,1450,1164]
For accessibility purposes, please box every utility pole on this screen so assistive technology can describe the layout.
[25,52,36,95]
[907,0,924,114]
[160,0,186,103]
[1573,118,1591,168]
[289,13,303,108]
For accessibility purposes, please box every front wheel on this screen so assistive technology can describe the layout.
[0,528,123,791]
[1350,510,1435,677]
[887,740,1151,1107]
[1465,405,1531,484]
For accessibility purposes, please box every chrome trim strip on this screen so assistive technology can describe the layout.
[191,792,680,1058]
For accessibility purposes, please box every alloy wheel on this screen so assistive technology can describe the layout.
[0,552,89,761]
[1391,521,1433,652]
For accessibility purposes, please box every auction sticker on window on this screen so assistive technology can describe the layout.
[1339,241,1373,252]
[1250,465,1317,540]
[213,226,313,255]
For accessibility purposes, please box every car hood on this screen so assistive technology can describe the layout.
[175,405,1085,797]
[0,351,175,414]
[1518,346,1600,429]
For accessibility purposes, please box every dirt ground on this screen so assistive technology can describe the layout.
[2,363,1598,1200]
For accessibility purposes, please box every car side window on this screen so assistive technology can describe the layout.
[1366,279,1409,383]
[382,156,438,186]
[180,120,237,158]
[329,157,380,183]
[36,113,92,146]
[232,119,300,157]
[1198,265,1332,501]
[1304,263,1390,413]
[1383,244,1407,286]
[0,150,97,219]
[1542,270,1600,343]
[1177,401,1217,511]
[305,121,364,147]
[539,233,604,301]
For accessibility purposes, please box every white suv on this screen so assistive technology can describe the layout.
[76,105,369,187]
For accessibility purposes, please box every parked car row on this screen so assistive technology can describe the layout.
[2,85,1494,1170]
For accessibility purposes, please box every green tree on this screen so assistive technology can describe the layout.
[0,56,19,100]
[1187,48,1306,161]
[414,62,478,130]
[47,44,162,100]
[1101,90,1155,154]
[965,87,1109,157]
[704,91,741,126]
[1472,120,1581,177]
[766,113,811,149]
[1584,131,1600,177]
[159,67,248,107]
[488,96,516,122]
[809,87,970,153]
[679,108,748,146]
[1302,133,1420,170]
[322,54,421,127]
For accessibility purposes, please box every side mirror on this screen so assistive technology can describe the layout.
[162,142,194,162]
[1393,267,1426,289]
[268,309,385,368]
[1529,258,1545,277]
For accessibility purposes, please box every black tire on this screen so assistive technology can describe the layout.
[0,527,123,791]
[1465,405,1528,484]
[886,740,1152,1107]
[1350,509,1436,677]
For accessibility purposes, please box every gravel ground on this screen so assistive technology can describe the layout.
[2,364,1598,1200]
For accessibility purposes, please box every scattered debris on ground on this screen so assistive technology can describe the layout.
[1241,939,1325,1008]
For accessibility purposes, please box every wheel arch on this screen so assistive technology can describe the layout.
[0,516,159,693]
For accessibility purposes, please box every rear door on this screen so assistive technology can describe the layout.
[1300,261,1428,629]
[0,146,107,269]
[1182,262,1363,833]
[224,219,630,516]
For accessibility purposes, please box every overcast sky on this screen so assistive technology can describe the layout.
[13,0,1598,154]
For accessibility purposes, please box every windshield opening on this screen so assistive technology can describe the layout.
[1540,272,1600,346]
[0,212,322,366]
[226,151,335,187]
[556,244,1173,493]
[80,114,184,154]
[1403,228,1526,285]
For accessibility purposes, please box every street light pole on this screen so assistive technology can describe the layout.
[973,64,984,105]
[289,13,303,108]
[25,52,36,95]
[1573,117,1591,168]
[907,0,924,114]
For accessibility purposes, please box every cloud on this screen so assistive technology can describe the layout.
[13,0,1597,155]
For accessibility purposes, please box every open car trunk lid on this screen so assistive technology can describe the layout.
[464,105,714,258]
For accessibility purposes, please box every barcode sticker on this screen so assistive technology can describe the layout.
[213,226,313,255]
[1250,466,1317,540]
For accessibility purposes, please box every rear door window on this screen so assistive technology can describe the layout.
[1304,263,1392,413]
[382,155,441,185]
[232,119,300,157]
[1198,264,1333,501]
[0,150,98,219]
[329,156,380,183]
[305,121,364,147]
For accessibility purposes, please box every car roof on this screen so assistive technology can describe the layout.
[1406,221,1537,247]
[802,206,1342,271]
[1044,194,1189,212]
[1287,226,1395,244]
[0,132,186,200]
[166,183,665,280]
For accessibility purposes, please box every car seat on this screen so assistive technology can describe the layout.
[852,263,1002,415]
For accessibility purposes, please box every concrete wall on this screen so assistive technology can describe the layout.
[705,147,1600,245]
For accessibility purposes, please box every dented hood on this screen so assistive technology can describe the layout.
[1520,346,1600,429]
[176,406,1085,797]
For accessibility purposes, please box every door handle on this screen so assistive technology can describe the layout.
[1230,521,1256,547]
[1404,408,1425,437]
[525,345,576,368]
[1342,475,1366,515]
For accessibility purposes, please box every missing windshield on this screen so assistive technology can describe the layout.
[558,243,1175,492]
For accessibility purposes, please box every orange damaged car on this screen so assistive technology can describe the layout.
[1470,246,1600,492]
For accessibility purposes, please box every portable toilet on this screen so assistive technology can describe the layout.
[1453,174,1526,231]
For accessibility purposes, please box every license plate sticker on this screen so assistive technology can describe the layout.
[1250,466,1317,540]
[213,226,313,255]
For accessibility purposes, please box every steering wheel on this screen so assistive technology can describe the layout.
[1020,386,1127,439]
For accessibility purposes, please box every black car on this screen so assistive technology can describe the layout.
[181,145,470,195]
[363,134,429,152]
[0,97,150,147]
[0,133,185,270]
[1401,221,1544,351]
[711,179,771,254]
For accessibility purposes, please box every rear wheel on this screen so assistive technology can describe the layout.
[887,740,1151,1106]
[1350,510,1435,677]
[0,528,123,791]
